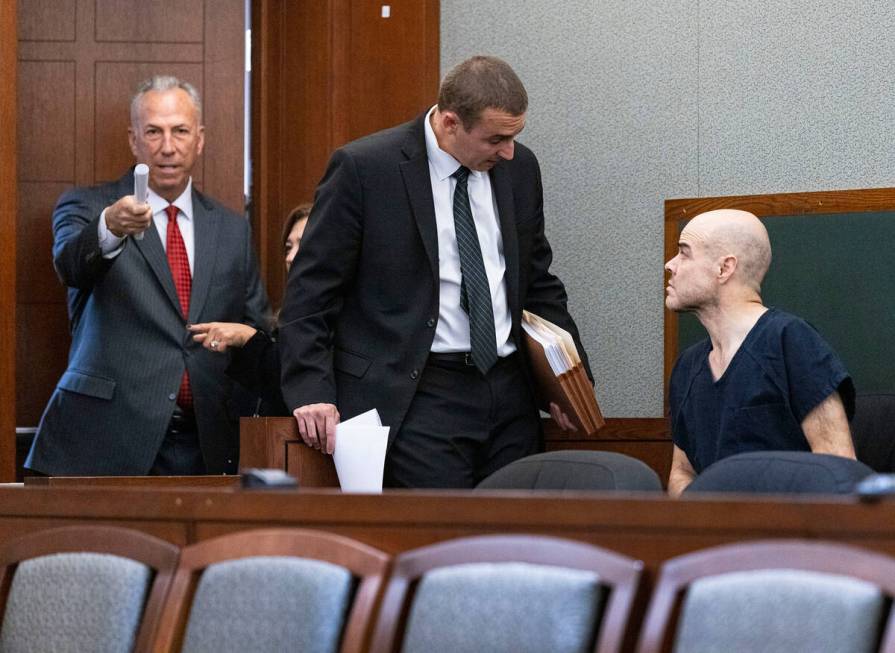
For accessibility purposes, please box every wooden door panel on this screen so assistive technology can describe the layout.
[94,0,204,43]
[17,61,76,182]
[16,181,69,301]
[16,0,74,41]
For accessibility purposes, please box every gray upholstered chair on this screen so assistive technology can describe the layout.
[476,450,663,491]
[152,528,389,653]
[367,534,644,653]
[636,539,895,653]
[0,525,179,653]
[684,451,874,495]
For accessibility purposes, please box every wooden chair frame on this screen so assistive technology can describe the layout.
[636,538,895,653]
[367,534,644,653]
[0,525,180,653]
[151,527,390,653]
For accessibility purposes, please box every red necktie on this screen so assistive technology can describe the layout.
[166,205,193,409]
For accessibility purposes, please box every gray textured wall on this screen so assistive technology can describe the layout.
[441,0,895,417]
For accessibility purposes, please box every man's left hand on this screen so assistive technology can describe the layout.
[549,402,578,432]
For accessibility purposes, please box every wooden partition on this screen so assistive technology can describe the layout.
[0,487,893,582]
[241,416,673,485]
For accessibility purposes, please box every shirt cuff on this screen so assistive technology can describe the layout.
[98,208,126,258]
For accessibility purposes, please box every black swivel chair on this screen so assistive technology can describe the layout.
[476,450,663,491]
[685,450,874,495]
[851,393,895,473]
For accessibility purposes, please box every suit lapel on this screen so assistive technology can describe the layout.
[186,190,219,323]
[120,171,181,315]
[490,162,520,321]
[399,117,439,283]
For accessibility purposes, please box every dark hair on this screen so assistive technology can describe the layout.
[282,203,312,249]
[437,56,528,130]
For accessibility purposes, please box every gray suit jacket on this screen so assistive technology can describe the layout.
[279,113,591,444]
[27,170,270,475]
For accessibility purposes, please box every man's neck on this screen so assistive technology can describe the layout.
[698,300,768,380]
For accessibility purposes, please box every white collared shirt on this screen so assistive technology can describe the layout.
[99,178,196,275]
[423,106,515,356]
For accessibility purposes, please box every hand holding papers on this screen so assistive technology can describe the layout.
[333,409,389,493]
[521,310,604,435]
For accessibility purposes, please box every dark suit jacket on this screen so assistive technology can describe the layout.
[27,170,270,475]
[279,113,591,443]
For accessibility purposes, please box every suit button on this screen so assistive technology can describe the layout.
[410,369,419,380]
[426,318,435,328]
[168,393,176,401]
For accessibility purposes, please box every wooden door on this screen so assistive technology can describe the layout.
[251,0,440,307]
[16,0,247,452]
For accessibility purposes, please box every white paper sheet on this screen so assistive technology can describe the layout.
[333,409,389,493]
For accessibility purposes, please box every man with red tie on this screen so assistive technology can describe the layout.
[27,75,270,476]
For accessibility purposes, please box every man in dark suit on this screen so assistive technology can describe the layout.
[279,56,591,488]
[27,75,270,476]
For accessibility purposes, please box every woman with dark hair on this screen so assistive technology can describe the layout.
[188,203,312,414]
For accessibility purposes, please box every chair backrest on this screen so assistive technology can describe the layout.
[636,539,895,653]
[151,528,389,653]
[0,524,179,653]
[684,451,874,495]
[852,393,895,472]
[476,450,663,491]
[367,534,643,653]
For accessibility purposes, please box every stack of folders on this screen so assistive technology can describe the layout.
[521,310,605,435]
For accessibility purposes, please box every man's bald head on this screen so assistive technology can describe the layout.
[683,209,772,292]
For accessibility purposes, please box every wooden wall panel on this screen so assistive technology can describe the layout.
[16,0,74,41]
[16,61,76,181]
[94,0,204,43]
[15,304,70,429]
[1,2,17,481]
[16,182,70,300]
[16,0,245,437]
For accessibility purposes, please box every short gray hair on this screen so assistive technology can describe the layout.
[130,75,202,124]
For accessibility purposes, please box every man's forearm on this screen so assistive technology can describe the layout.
[803,391,856,459]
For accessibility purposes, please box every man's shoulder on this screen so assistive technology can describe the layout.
[54,173,132,219]
[669,337,710,392]
[675,337,711,369]
[339,115,422,160]
[61,172,130,202]
[193,190,243,222]
[747,308,819,350]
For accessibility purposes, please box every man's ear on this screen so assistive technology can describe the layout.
[196,125,205,157]
[717,255,738,283]
[128,127,138,158]
[440,110,461,134]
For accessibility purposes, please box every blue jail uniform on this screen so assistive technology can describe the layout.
[669,308,855,473]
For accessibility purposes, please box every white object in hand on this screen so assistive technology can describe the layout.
[333,409,389,493]
[133,163,149,240]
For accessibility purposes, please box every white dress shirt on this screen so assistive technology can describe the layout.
[423,107,515,356]
[99,179,196,275]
